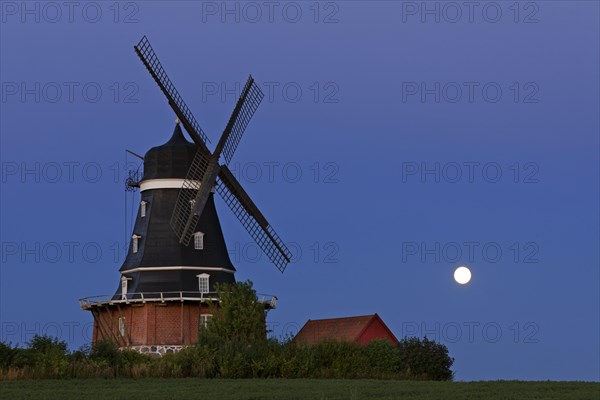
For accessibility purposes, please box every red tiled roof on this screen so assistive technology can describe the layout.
[294,314,388,345]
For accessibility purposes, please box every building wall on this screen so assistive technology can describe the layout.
[356,319,399,345]
[91,302,212,348]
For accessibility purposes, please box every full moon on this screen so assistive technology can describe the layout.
[454,266,472,285]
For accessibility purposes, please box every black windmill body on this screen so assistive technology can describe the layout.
[111,36,292,302]
[117,124,236,298]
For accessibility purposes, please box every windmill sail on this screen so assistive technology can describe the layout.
[134,36,211,154]
[217,165,292,273]
[170,150,210,245]
[173,75,264,245]
[221,76,265,165]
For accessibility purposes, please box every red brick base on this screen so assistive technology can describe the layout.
[90,301,212,348]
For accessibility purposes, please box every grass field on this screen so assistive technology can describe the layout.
[1,379,598,400]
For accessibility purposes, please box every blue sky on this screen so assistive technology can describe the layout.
[1,1,598,381]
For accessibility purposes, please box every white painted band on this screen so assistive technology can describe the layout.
[139,179,197,192]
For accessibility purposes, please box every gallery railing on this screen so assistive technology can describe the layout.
[79,291,277,309]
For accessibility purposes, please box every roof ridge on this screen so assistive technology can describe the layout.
[306,314,376,323]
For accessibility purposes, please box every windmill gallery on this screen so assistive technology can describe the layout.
[80,37,396,356]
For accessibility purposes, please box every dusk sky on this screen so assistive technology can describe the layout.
[1,1,598,381]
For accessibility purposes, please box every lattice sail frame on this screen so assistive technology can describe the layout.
[170,151,210,245]
[216,167,292,273]
[135,36,211,148]
[221,77,265,165]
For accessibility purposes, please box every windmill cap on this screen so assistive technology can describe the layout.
[141,123,198,181]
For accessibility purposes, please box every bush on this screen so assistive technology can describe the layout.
[91,339,120,367]
[397,336,454,380]
[69,343,91,362]
[0,342,15,368]
[27,335,69,376]
[366,340,401,374]
[0,335,454,381]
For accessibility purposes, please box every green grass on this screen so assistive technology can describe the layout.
[0,379,598,400]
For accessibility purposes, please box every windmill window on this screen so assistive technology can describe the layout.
[199,314,212,329]
[118,317,126,337]
[194,232,205,250]
[140,201,147,217]
[120,275,132,300]
[132,235,142,254]
[197,273,210,294]
[189,199,196,211]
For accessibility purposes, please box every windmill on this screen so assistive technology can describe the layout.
[79,36,291,355]
[134,36,292,273]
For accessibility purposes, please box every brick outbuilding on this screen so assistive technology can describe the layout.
[294,314,398,346]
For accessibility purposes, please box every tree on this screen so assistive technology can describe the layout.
[397,336,454,380]
[25,335,69,374]
[199,280,267,345]
[28,335,67,355]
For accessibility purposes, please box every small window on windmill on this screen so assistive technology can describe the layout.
[189,199,196,212]
[132,234,142,254]
[118,317,126,337]
[197,273,210,294]
[194,232,205,250]
[199,314,212,329]
[120,275,132,300]
[140,201,147,217]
